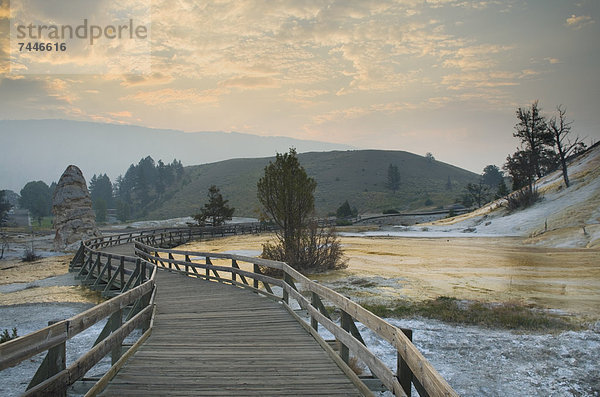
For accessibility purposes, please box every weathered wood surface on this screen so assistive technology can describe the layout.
[99,269,363,396]
[91,232,456,397]
[101,243,138,258]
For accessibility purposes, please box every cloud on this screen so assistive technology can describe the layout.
[441,71,521,90]
[120,73,174,87]
[122,88,227,106]
[108,111,133,118]
[565,14,595,30]
[0,0,8,19]
[7,0,151,74]
[283,89,329,105]
[220,76,279,89]
[0,77,83,119]
[311,101,423,125]
[441,44,511,71]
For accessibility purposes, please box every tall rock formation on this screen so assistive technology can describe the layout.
[53,165,101,250]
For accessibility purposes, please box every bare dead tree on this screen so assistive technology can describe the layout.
[513,101,554,186]
[548,105,585,188]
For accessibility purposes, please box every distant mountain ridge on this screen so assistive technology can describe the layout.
[145,150,479,219]
[0,119,354,191]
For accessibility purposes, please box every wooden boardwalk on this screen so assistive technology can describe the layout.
[99,248,362,396]
[2,227,457,397]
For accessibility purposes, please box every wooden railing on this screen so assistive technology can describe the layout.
[0,238,157,397]
[133,236,458,397]
[1,224,457,397]
[71,223,273,298]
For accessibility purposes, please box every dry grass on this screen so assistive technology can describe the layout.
[362,297,580,331]
[0,285,103,306]
[0,255,103,305]
[1,255,71,285]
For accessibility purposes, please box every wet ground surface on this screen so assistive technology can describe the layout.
[2,231,599,396]
[179,233,600,395]
[358,318,600,396]
[184,233,600,320]
[0,303,112,397]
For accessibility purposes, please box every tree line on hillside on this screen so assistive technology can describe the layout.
[7,101,587,227]
[92,157,184,222]
[4,157,185,226]
[377,101,587,213]
[458,101,586,211]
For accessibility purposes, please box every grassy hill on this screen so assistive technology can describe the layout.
[145,150,479,219]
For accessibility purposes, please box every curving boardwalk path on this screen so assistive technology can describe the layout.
[98,245,362,396]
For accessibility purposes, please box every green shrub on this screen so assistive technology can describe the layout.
[362,297,577,331]
[0,328,18,344]
[506,186,540,210]
[22,248,41,262]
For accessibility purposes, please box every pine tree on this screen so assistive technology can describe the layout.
[257,149,345,272]
[336,200,353,218]
[496,179,509,199]
[193,185,235,227]
[482,165,503,188]
[19,181,52,225]
[0,190,12,226]
[508,101,556,190]
[385,164,400,192]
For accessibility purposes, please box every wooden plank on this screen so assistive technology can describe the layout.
[285,285,406,397]
[8,226,452,397]
[99,271,362,397]
[135,250,284,288]
[24,305,153,397]
[84,328,153,397]
[68,280,154,337]
[0,322,68,371]
[283,305,374,397]
[282,264,458,397]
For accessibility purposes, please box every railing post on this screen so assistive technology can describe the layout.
[96,252,102,274]
[107,254,112,280]
[282,274,289,304]
[136,259,142,286]
[141,288,153,333]
[70,243,85,270]
[27,320,66,396]
[397,328,428,397]
[110,309,123,365]
[231,259,237,282]
[119,256,125,288]
[253,264,260,289]
[340,310,351,364]
[310,292,319,331]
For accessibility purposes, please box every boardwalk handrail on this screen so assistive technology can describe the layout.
[132,229,458,397]
[1,224,457,397]
[0,236,158,396]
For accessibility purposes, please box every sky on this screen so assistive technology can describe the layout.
[1,0,599,175]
